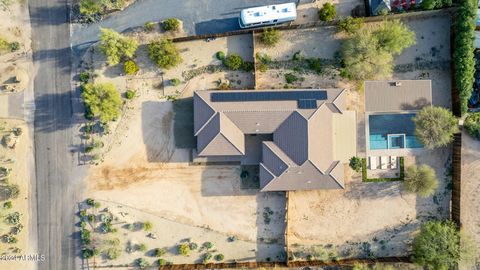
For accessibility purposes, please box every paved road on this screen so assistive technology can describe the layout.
[71,0,290,54]
[29,0,82,269]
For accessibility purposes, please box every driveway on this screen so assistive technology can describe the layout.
[71,0,291,54]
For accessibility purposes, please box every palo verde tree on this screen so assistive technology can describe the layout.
[99,28,138,66]
[81,82,122,123]
[412,220,477,270]
[403,164,438,197]
[413,106,459,149]
[340,20,415,80]
[260,28,281,47]
[148,39,182,69]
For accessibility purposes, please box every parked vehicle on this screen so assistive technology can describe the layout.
[238,2,297,29]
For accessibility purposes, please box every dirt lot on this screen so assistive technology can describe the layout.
[0,0,32,95]
[0,119,35,270]
[287,148,451,261]
[461,131,480,267]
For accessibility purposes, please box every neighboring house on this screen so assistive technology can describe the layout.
[193,89,356,192]
[364,80,432,157]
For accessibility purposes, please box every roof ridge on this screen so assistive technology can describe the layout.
[327,161,345,189]
[217,133,244,155]
[218,113,245,155]
[330,89,345,114]
[259,163,279,192]
[194,92,217,136]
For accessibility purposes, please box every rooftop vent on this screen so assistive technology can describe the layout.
[393,81,402,87]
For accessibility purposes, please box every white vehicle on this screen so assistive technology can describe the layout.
[239,2,297,29]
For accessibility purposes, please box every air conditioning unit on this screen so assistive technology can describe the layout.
[394,81,402,87]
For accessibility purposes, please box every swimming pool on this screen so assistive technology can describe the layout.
[369,113,423,150]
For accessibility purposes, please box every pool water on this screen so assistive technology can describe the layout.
[369,113,423,150]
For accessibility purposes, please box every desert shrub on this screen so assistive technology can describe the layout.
[223,54,243,70]
[464,112,480,138]
[260,28,281,47]
[123,59,139,75]
[413,106,458,149]
[142,221,152,231]
[318,3,336,22]
[5,212,20,225]
[421,0,452,10]
[1,184,20,200]
[3,201,12,209]
[9,41,19,51]
[341,20,415,80]
[106,248,121,260]
[403,164,438,197]
[170,78,181,86]
[99,28,138,66]
[135,258,150,268]
[412,220,476,269]
[2,233,17,244]
[79,71,90,83]
[137,243,147,252]
[202,252,212,263]
[256,52,272,64]
[454,0,476,114]
[284,73,298,84]
[79,0,102,17]
[189,242,198,250]
[349,156,362,172]
[178,243,190,256]
[82,248,95,259]
[148,39,182,69]
[203,241,214,249]
[337,16,364,34]
[215,254,224,261]
[157,258,167,266]
[163,18,180,31]
[81,83,122,123]
[306,58,322,74]
[153,248,166,257]
[144,21,155,32]
[216,51,225,60]
[125,89,136,100]
[86,198,95,206]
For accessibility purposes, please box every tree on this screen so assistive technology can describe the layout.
[340,20,415,80]
[79,0,102,17]
[464,112,480,138]
[260,28,281,47]
[223,54,243,70]
[373,20,416,55]
[99,28,138,66]
[413,106,458,149]
[337,16,364,34]
[412,220,476,270]
[318,3,336,22]
[81,83,122,123]
[148,39,182,69]
[177,243,190,256]
[403,165,438,197]
[163,18,180,31]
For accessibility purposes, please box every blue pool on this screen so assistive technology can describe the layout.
[369,113,423,150]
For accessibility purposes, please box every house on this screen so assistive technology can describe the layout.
[193,89,356,192]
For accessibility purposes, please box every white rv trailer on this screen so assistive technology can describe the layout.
[239,2,297,29]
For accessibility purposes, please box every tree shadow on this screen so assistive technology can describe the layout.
[194,18,240,35]
[34,91,76,133]
[29,5,69,26]
[400,97,431,110]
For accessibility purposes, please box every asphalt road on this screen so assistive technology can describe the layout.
[71,0,290,54]
[29,0,81,269]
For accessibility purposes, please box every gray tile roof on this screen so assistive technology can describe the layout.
[365,80,432,112]
[193,89,355,191]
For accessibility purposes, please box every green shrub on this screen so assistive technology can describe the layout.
[148,39,182,69]
[318,3,336,22]
[202,252,212,263]
[157,258,167,266]
[106,248,121,260]
[125,89,136,100]
[3,201,12,209]
[135,258,150,268]
[306,58,322,74]
[421,0,452,10]
[82,248,95,259]
[223,54,243,70]
[178,243,190,256]
[203,241,214,249]
[454,0,476,114]
[349,156,362,172]
[142,221,152,231]
[170,78,181,86]
[138,243,147,252]
[79,71,90,83]
[81,82,122,123]
[5,212,20,225]
[144,21,155,32]
[0,184,20,200]
[260,28,281,47]
[216,51,225,60]
[9,41,20,52]
[189,242,198,250]
[163,18,180,31]
[284,73,298,84]
[215,254,224,261]
[79,0,102,17]
[99,28,138,66]
[464,112,480,138]
[241,61,254,72]
[124,59,139,75]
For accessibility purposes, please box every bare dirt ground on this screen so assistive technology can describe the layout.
[287,148,451,261]
[461,130,480,267]
[0,119,35,270]
[296,0,366,24]
[0,0,32,95]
